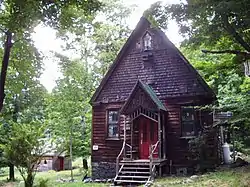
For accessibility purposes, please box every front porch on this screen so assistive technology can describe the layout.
[114,80,168,185]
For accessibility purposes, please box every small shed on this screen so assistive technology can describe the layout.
[37,152,71,172]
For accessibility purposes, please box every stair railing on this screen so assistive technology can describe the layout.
[116,142,133,175]
[116,141,125,175]
[149,141,159,179]
[125,143,132,159]
[116,115,133,175]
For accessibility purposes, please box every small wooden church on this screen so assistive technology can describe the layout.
[90,17,218,185]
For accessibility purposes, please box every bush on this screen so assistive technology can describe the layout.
[37,178,49,187]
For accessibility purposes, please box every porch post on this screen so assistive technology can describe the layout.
[130,119,133,159]
[158,110,162,159]
[162,112,166,159]
[123,115,126,158]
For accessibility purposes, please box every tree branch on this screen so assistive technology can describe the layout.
[202,49,250,57]
[222,15,250,52]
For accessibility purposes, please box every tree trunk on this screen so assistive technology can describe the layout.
[9,163,14,181]
[0,31,13,112]
[24,172,34,187]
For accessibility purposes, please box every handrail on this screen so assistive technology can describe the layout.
[149,140,159,181]
[126,143,132,159]
[116,141,126,175]
[151,141,159,155]
[125,143,132,148]
[116,142,133,175]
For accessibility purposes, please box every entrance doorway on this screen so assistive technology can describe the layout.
[138,116,158,159]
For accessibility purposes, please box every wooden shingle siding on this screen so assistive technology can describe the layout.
[94,22,214,104]
[91,17,217,177]
[92,103,124,162]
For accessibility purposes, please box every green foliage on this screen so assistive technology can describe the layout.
[0,0,102,33]
[37,178,49,187]
[47,59,94,158]
[45,0,133,159]
[149,1,250,50]
[0,122,48,187]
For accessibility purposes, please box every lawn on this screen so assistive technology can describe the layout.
[0,168,108,187]
[1,165,250,186]
[153,165,250,187]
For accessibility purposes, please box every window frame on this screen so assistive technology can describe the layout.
[181,106,197,138]
[106,109,120,140]
[142,32,153,51]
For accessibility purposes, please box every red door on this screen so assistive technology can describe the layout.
[59,157,64,171]
[139,117,158,159]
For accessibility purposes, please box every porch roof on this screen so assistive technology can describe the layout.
[121,80,167,114]
[140,81,166,111]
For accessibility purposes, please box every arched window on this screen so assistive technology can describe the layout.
[143,32,152,51]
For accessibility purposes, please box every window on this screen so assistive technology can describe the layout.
[143,32,152,51]
[107,110,119,138]
[181,106,196,137]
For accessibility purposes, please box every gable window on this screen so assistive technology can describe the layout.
[181,106,196,137]
[107,110,119,138]
[143,32,152,51]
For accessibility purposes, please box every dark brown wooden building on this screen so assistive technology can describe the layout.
[90,17,218,184]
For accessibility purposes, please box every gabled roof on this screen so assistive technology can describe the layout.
[140,81,166,111]
[120,80,166,114]
[90,17,151,104]
[90,16,216,105]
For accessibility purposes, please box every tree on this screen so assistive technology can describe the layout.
[147,1,250,61]
[0,0,102,112]
[47,58,94,156]
[0,31,46,180]
[0,122,49,187]
[0,72,48,187]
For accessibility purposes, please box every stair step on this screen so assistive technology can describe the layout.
[122,167,149,170]
[118,175,149,179]
[115,180,148,183]
[120,171,150,174]
[120,164,150,166]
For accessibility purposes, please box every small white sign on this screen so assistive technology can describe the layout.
[93,145,98,151]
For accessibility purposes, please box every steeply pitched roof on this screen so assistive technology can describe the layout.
[90,17,151,104]
[139,81,166,111]
[90,16,215,105]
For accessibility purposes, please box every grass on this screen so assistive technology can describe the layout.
[154,165,250,187]
[1,165,250,186]
[0,167,108,187]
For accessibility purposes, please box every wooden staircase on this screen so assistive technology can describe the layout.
[114,160,153,185]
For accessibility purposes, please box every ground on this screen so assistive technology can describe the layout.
[0,165,250,186]
[154,165,250,187]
